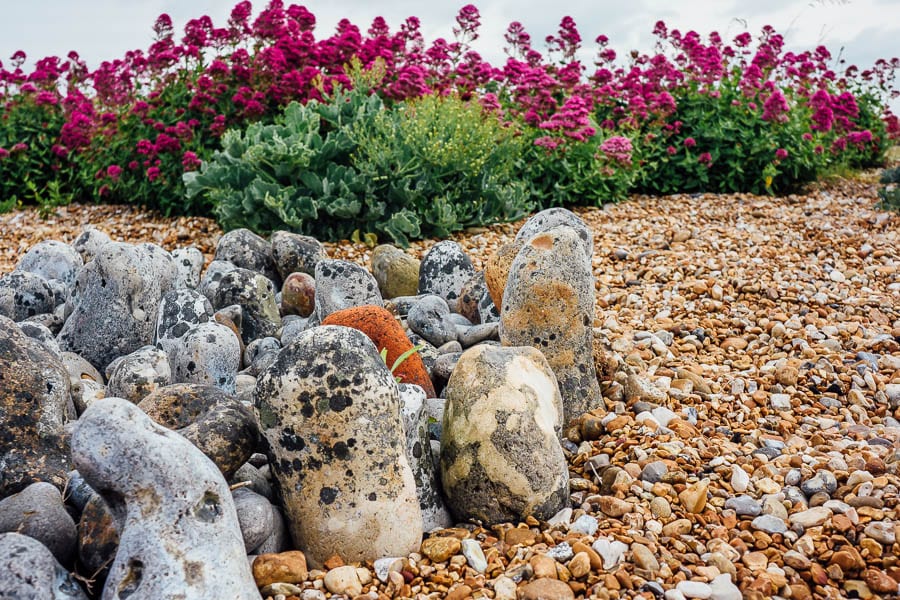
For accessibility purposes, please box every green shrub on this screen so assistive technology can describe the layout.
[352,94,532,241]
[880,165,900,184]
[878,185,900,212]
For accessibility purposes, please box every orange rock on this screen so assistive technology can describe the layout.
[484,240,522,309]
[252,551,308,587]
[322,305,435,397]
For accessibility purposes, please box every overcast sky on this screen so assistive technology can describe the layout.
[1,0,898,113]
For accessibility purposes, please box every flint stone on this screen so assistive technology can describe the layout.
[0,481,77,564]
[233,487,275,553]
[456,272,487,325]
[171,247,205,289]
[166,321,241,394]
[514,207,593,261]
[0,532,88,599]
[500,226,600,425]
[199,259,238,302]
[408,295,458,347]
[0,270,56,321]
[215,228,280,285]
[371,244,421,299]
[441,345,568,525]
[398,383,453,531]
[417,241,475,312]
[211,268,282,346]
[57,242,176,371]
[254,325,422,567]
[270,231,327,280]
[0,316,71,497]
[314,259,383,321]
[18,320,60,355]
[155,288,215,356]
[138,383,260,479]
[16,240,83,288]
[281,272,316,318]
[71,397,260,599]
[72,227,112,263]
[77,493,120,584]
[106,345,172,403]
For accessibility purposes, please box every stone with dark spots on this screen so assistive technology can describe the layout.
[106,345,172,404]
[0,270,57,321]
[371,244,421,300]
[254,325,422,567]
[322,305,435,397]
[215,228,280,286]
[71,397,260,599]
[138,383,259,479]
[270,231,327,280]
[0,532,88,599]
[281,272,316,318]
[500,226,601,425]
[398,383,452,531]
[0,316,71,498]
[0,481,77,564]
[407,295,458,348]
[171,246,205,289]
[199,259,238,303]
[71,227,112,264]
[417,241,476,312]
[154,288,215,358]
[440,345,568,525]
[168,322,241,394]
[16,240,84,289]
[18,320,61,355]
[211,268,282,346]
[77,493,120,588]
[57,242,176,371]
[514,207,593,261]
[314,259,383,322]
[456,272,489,325]
[243,337,281,375]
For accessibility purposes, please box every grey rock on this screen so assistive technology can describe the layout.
[640,461,668,483]
[106,345,172,403]
[230,463,273,501]
[314,259,383,321]
[0,316,71,497]
[18,320,60,354]
[211,268,282,346]
[154,288,215,357]
[57,242,176,370]
[371,244,420,299]
[254,325,422,567]
[458,322,499,348]
[514,207,593,261]
[433,352,462,381]
[436,340,464,354]
[801,471,837,497]
[71,227,112,263]
[171,247,205,289]
[752,514,788,534]
[500,226,600,425]
[0,270,56,320]
[441,345,568,525]
[724,495,761,517]
[199,259,238,303]
[64,470,95,514]
[71,397,260,599]
[270,231,327,280]
[407,295,457,347]
[215,228,280,285]
[16,240,83,288]
[417,241,475,312]
[233,487,275,553]
[243,337,281,373]
[398,383,453,532]
[0,481,77,564]
[0,532,88,599]
[169,321,242,393]
[253,506,290,554]
[280,316,310,347]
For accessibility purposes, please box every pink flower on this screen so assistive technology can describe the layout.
[684,137,696,148]
[147,166,161,182]
[775,148,788,160]
[106,164,122,180]
[666,146,677,155]
[10,143,27,153]
[0,148,9,159]
[698,152,712,165]
[599,136,633,165]
[182,151,201,171]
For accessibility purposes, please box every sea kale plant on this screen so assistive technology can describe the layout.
[1,1,898,242]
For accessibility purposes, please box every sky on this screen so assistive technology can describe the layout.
[1,0,898,112]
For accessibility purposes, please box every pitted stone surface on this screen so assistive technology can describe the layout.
[211,268,282,346]
[0,481,77,564]
[0,316,71,497]
[138,383,259,479]
[0,270,57,321]
[57,241,176,370]
[398,383,453,531]
[270,231,327,280]
[514,207,593,261]
[168,321,241,393]
[215,228,280,285]
[106,345,172,404]
[484,239,523,310]
[313,259,383,321]
[0,532,88,599]
[500,226,600,425]
[371,244,421,300]
[71,227,112,263]
[16,239,83,289]
[417,241,475,312]
[171,247,205,289]
[440,344,568,525]
[71,397,260,599]
[254,325,422,567]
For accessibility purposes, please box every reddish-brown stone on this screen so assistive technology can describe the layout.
[322,305,436,397]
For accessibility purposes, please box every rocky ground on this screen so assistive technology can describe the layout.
[0,177,898,599]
